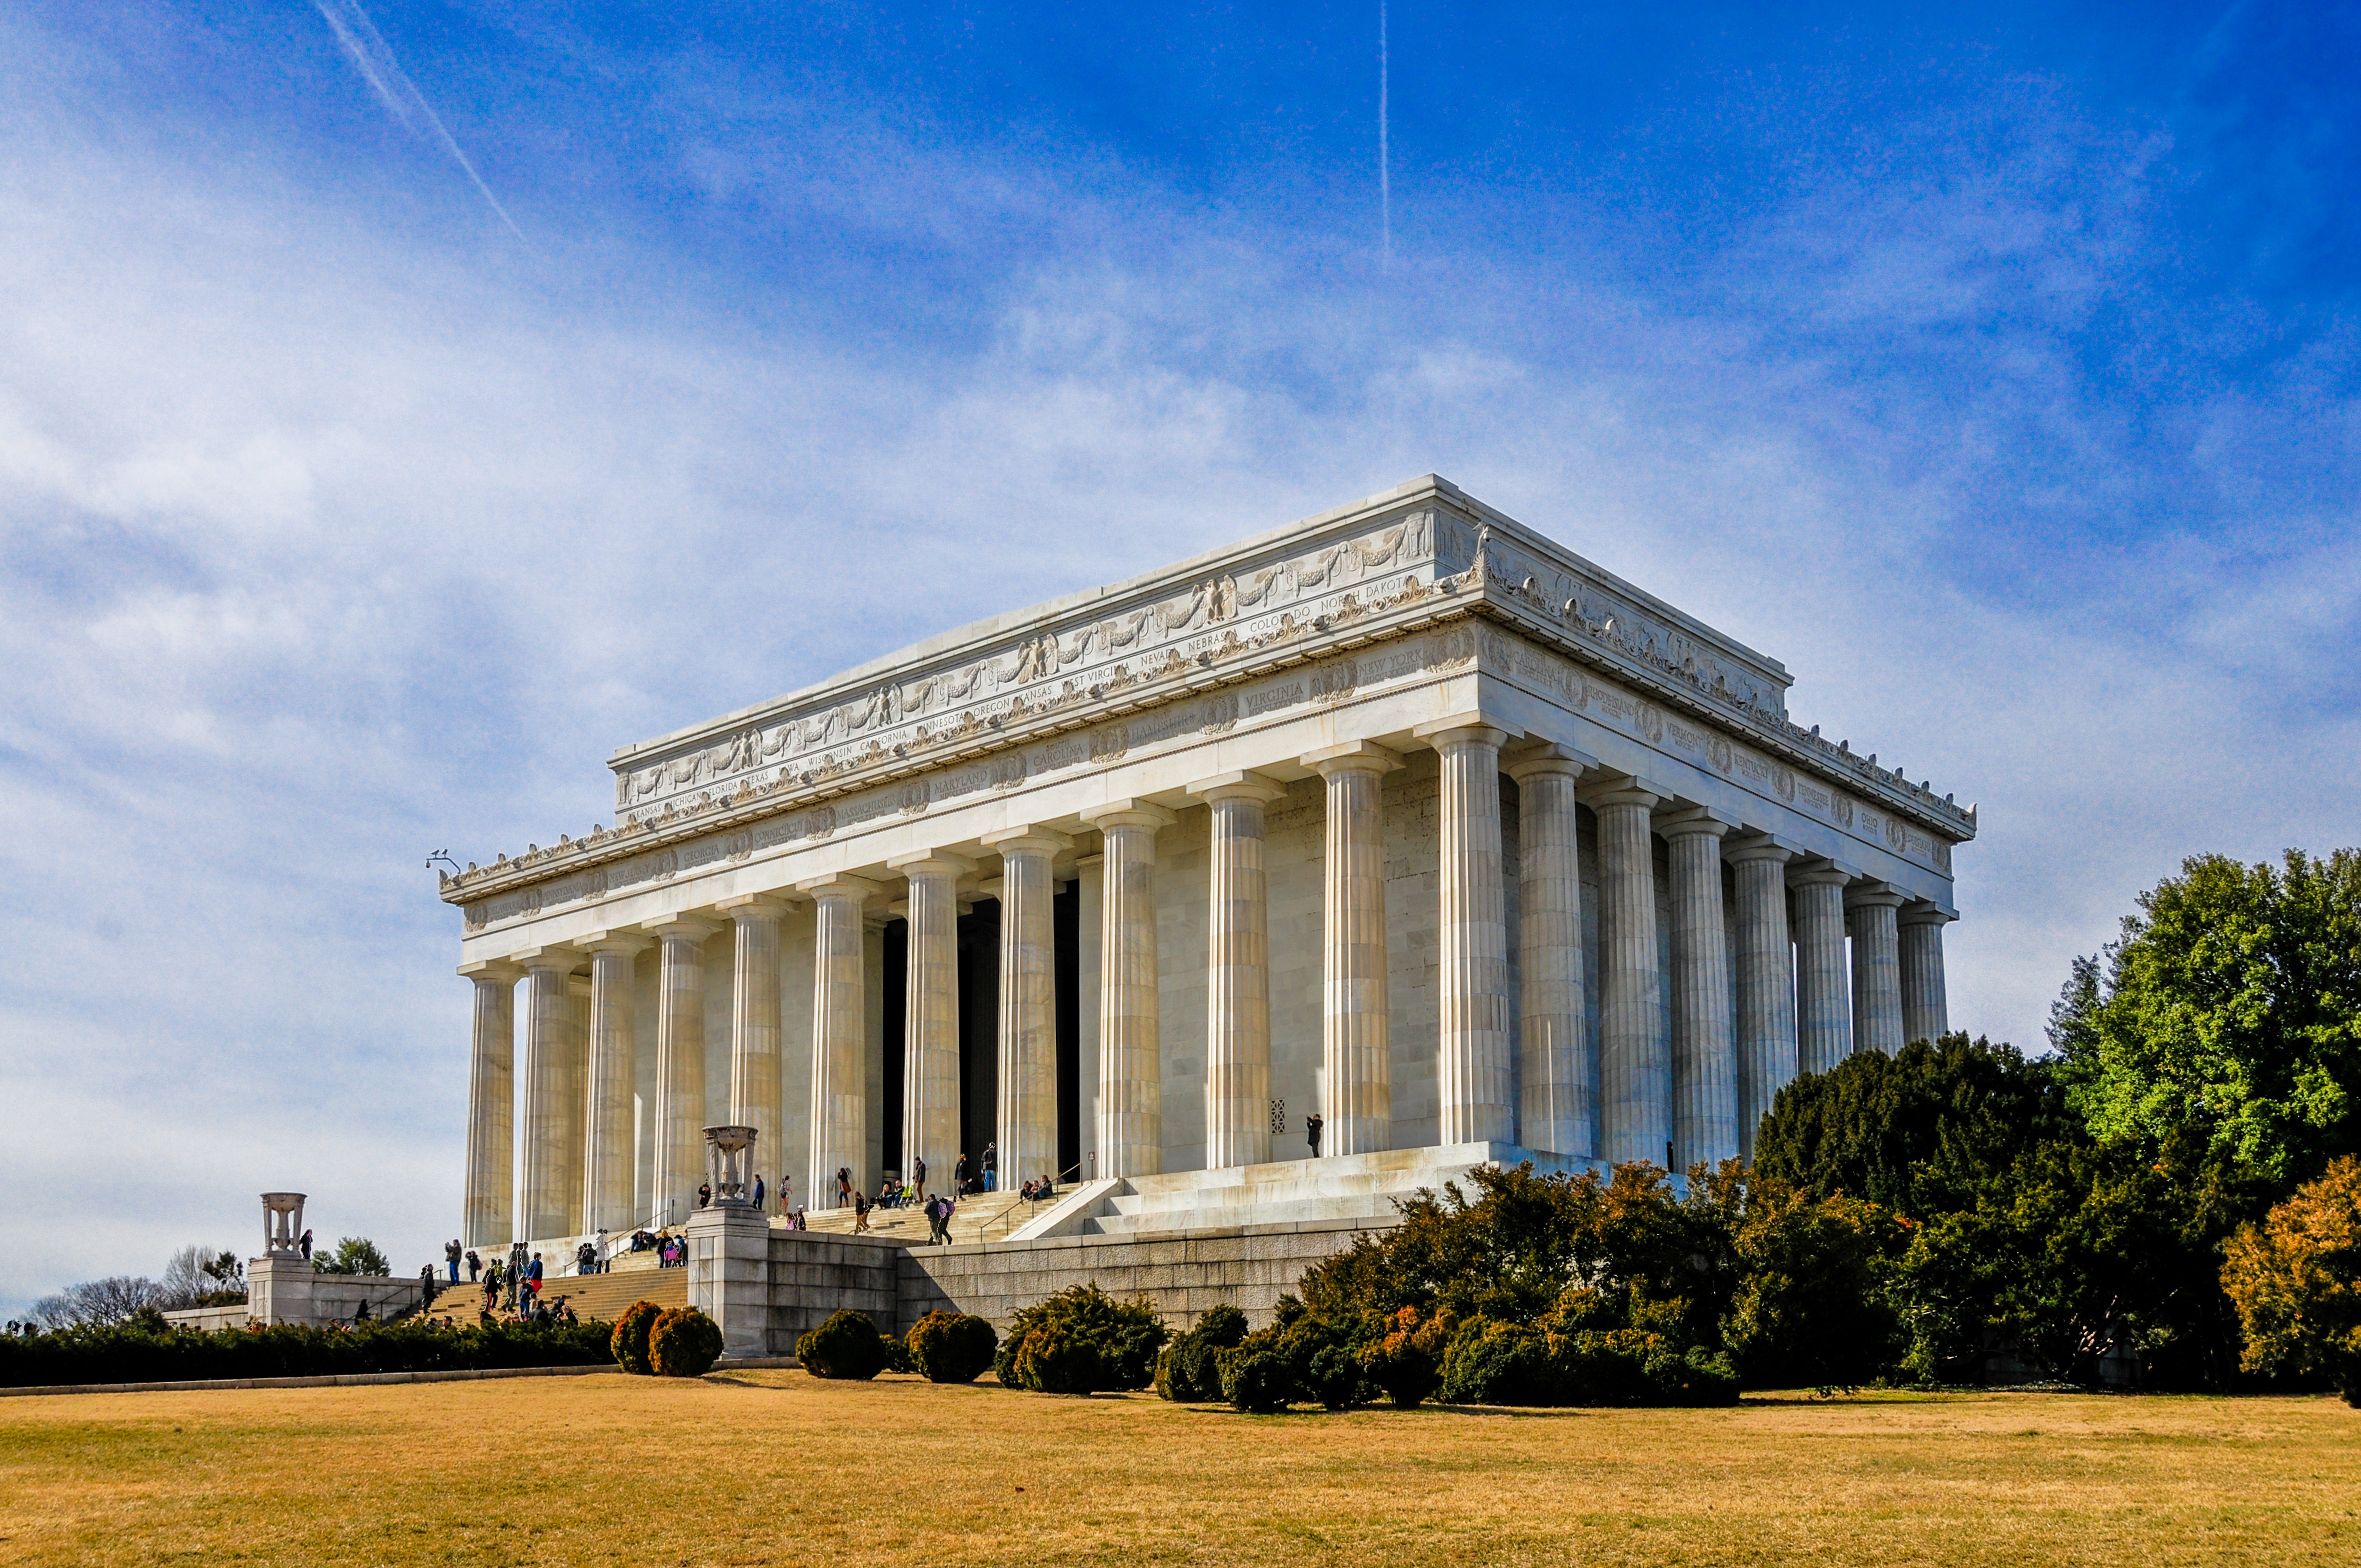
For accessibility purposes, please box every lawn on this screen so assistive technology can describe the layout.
[1,1373,2355,1566]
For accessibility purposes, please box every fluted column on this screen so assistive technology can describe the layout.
[1306,744,1398,1158]
[984,828,1070,1188]
[517,950,578,1243]
[890,853,969,1195]
[721,898,785,1190]
[563,973,591,1235]
[801,877,876,1209]
[1662,811,1737,1171]
[1190,777,1283,1169]
[1848,883,1907,1056]
[1899,903,1953,1045]
[1790,861,1855,1076]
[1727,840,1796,1159]
[1081,805,1172,1178]
[648,917,717,1227]
[1507,750,1590,1160]
[1426,724,1511,1146]
[1590,779,1667,1165]
[581,935,647,1237]
[461,961,519,1248]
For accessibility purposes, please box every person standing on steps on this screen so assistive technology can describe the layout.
[445,1238,463,1283]
[955,1152,968,1193]
[299,1228,313,1261]
[751,1172,766,1213]
[836,1166,852,1205]
[982,1142,997,1192]
[852,1189,872,1234]
[1305,1111,1324,1158]
[466,1248,481,1283]
[911,1155,927,1204]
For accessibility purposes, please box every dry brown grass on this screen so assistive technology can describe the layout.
[2,1372,2356,1566]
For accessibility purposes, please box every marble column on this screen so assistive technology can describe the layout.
[721,897,785,1196]
[1662,811,1737,1171]
[563,973,591,1235]
[1591,778,1668,1165]
[1899,903,1953,1045]
[1081,805,1172,1179]
[1427,724,1512,1146]
[889,853,968,1198]
[1848,883,1907,1056]
[648,917,717,1228]
[984,828,1070,1189]
[1726,840,1797,1160]
[802,877,876,1210]
[1306,744,1398,1158]
[1507,749,1590,1160]
[461,961,519,1248]
[580,934,647,1237]
[1790,861,1855,1076]
[1192,776,1284,1170]
[517,950,578,1243]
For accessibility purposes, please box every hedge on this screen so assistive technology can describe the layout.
[0,1314,614,1387]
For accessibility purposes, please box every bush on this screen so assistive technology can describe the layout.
[2223,1154,2361,1405]
[1218,1343,1297,1413]
[1358,1306,1455,1408]
[1439,1317,1554,1405]
[648,1308,723,1378]
[611,1301,661,1376]
[994,1285,1168,1393]
[908,1311,998,1384]
[797,1309,887,1380]
[1156,1303,1250,1403]
[1304,1344,1369,1411]
[0,1316,613,1388]
[881,1330,915,1374]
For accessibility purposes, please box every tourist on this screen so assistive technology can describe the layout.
[445,1238,463,1282]
[854,1190,872,1234]
[956,1152,968,1192]
[527,1252,544,1301]
[466,1248,481,1281]
[912,1154,927,1202]
[982,1141,997,1192]
[354,1297,371,1324]
[751,1172,766,1212]
[575,1240,597,1275]
[697,1180,712,1209]
[1038,1172,1056,1199]
[837,1166,852,1204]
[482,1261,500,1312]
[1306,1110,1324,1158]
[299,1228,313,1261]
[781,1177,793,1215]
[1019,1177,1036,1202]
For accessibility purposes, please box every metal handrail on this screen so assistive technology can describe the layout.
[967,1162,1091,1244]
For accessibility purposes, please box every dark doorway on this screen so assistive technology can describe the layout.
[881,917,907,1175]
[956,899,1001,1180]
[1055,879,1081,1178]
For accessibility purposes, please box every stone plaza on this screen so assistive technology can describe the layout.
[437,475,1972,1338]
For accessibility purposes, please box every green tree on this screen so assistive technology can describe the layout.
[312,1237,393,1276]
[2222,1154,2361,1405]
[2050,850,2361,1184]
[1753,1033,2070,1218]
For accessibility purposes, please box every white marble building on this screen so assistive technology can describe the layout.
[441,475,1972,1251]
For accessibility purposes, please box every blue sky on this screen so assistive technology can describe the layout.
[2,2,2356,1311]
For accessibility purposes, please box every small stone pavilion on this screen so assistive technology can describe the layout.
[440,475,1973,1289]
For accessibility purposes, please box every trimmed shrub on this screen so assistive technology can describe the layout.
[994,1285,1168,1393]
[1155,1303,1249,1403]
[908,1311,998,1384]
[648,1308,723,1378]
[881,1331,915,1374]
[611,1300,661,1376]
[1013,1324,1102,1394]
[1550,1330,1739,1406]
[797,1309,887,1380]
[0,1317,613,1388]
[1304,1344,1369,1411]
[1218,1343,1296,1413]
[1439,1317,1554,1405]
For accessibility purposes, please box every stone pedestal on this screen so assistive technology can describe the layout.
[247,1254,316,1328]
[685,1203,772,1359]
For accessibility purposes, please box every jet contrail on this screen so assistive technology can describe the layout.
[1379,0,1391,271]
[313,0,524,240]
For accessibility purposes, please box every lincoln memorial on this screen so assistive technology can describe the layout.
[439,475,1973,1259]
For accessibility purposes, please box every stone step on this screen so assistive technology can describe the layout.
[1082,1191,1404,1236]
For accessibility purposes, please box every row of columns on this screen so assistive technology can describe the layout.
[462,720,1954,1247]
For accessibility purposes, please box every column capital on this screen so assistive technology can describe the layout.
[1656,805,1736,840]
[577,928,653,957]
[887,849,976,878]
[1786,856,1860,890]
[458,958,522,983]
[1504,741,1598,783]
[1301,740,1402,777]
[1185,771,1286,806]
[1080,799,1178,831]
[715,893,791,923]
[1578,771,1671,811]
[1898,899,1957,927]
[512,944,582,973]
[1722,831,1794,867]
[1413,712,1515,750]
[981,826,1074,856]
[796,873,883,902]
[1843,880,1908,912]
[639,915,721,944]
